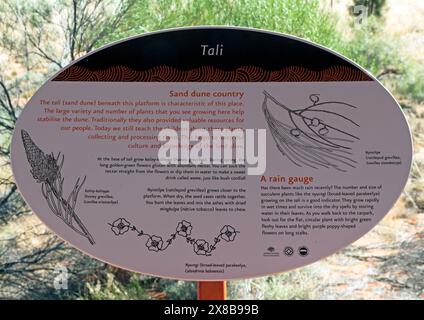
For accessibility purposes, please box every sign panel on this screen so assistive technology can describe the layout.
[11,27,412,280]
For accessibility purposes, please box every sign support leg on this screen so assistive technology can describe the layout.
[197,281,227,300]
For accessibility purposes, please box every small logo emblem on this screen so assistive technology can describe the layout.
[263,246,279,257]
[298,246,309,257]
[283,246,294,256]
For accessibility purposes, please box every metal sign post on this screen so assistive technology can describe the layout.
[198,281,227,300]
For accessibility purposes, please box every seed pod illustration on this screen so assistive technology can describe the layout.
[262,91,360,172]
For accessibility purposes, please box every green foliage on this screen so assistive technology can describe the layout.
[100,0,340,49]
[395,65,424,103]
[334,18,404,76]
[334,18,424,104]
[0,0,136,71]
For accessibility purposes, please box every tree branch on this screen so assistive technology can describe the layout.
[0,80,17,122]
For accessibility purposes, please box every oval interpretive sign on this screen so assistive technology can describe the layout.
[11,27,412,280]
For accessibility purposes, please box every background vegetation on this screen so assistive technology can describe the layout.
[0,0,423,299]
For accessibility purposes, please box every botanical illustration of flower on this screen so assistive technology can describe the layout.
[176,220,192,237]
[21,130,95,245]
[109,218,239,256]
[146,235,163,252]
[262,90,359,172]
[220,225,238,242]
[22,130,60,183]
[193,239,210,255]
[109,218,131,235]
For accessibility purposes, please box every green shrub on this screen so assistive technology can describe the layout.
[335,18,405,76]
[101,0,340,49]
[395,64,424,103]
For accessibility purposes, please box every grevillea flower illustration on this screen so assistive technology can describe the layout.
[110,218,131,235]
[146,235,163,252]
[22,130,59,183]
[176,220,192,237]
[21,130,95,245]
[193,239,210,255]
[262,91,359,172]
[220,225,238,242]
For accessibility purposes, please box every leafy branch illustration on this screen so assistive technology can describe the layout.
[21,130,95,245]
[109,218,239,256]
[262,90,360,172]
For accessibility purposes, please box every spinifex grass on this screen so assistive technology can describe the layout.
[21,130,94,245]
